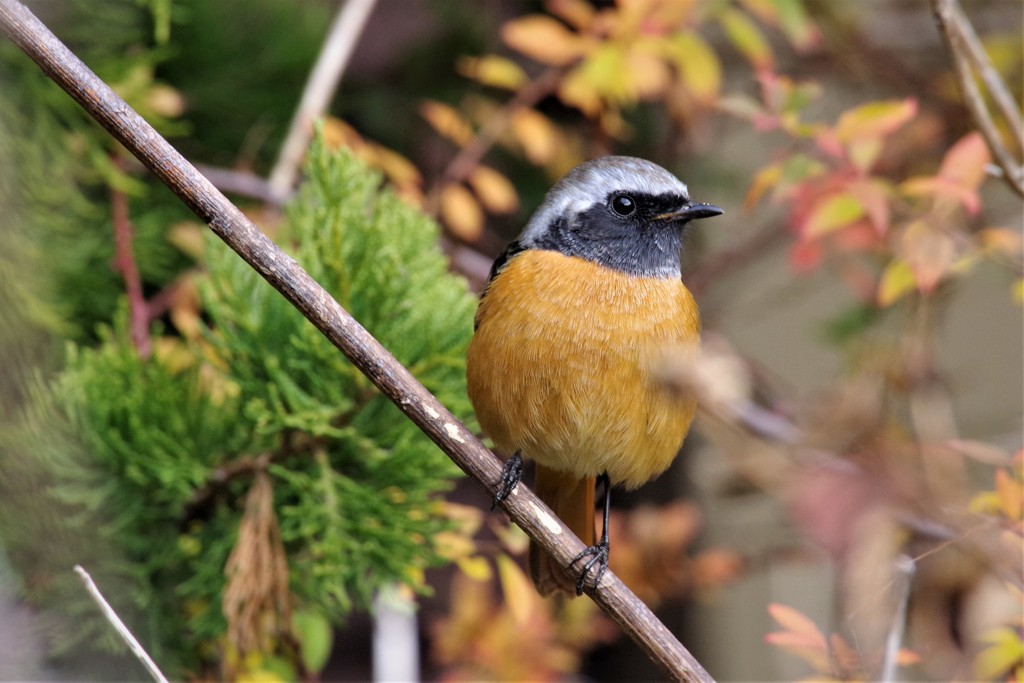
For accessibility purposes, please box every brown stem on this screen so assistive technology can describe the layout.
[932,0,1024,198]
[0,4,714,678]
[110,153,151,358]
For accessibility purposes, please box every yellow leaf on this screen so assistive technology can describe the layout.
[468,165,519,214]
[835,98,917,143]
[847,137,883,173]
[1014,278,1024,305]
[456,55,527,91]
[511,107,560,164]
[744,161,782,210]
[578,43,632,105]
[803,193,865,236]
[720,8,774,72]
[420,101,474,146]
[559,68,603,116]
[497,554,536,626]
[501,15,588,66]
[667,31,722,104]
[625,43,671,99]
[439,183,484,241]
[455,555,494,582]
[877,258,916,307]
[974,626,1024,680]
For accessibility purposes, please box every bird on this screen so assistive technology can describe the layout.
[466,155,723,596]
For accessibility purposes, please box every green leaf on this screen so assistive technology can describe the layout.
[293,610,333,674]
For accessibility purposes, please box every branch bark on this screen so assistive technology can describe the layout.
[0,2,714,680]
[932,0,1024,198]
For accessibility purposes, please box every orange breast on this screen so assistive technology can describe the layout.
[466,249,699,489]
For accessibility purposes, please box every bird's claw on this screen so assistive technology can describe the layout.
[491,452,523,509]
[570,539,610,595]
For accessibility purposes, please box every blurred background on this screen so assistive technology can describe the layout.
[0,0,1021,681]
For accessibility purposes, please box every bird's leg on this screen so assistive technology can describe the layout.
[570,473,611,595]
[491,451,523,509]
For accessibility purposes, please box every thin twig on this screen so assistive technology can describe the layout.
[267,0,378,202]
[73,565,169,683]
[429,66,565,204]
[879,555,915,683]
[932,0,1024,198]
[0,3,713,680]
[111,153,151,358]
[195,163,282,205]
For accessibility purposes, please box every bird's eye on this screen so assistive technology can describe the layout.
[610,194,636,217]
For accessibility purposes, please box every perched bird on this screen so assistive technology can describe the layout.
[466,156,723,595]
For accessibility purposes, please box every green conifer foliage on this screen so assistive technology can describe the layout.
[19,142,477,675]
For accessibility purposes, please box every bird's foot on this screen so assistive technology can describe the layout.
[491,451,523,509]
[570,538,610,596]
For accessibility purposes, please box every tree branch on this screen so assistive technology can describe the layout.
[0,2,713,680]
[266,0,378,203]
[931,0,1024,198]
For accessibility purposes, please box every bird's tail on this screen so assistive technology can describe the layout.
[529,464,596,596]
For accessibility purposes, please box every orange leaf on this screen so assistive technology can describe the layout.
[511,107,560,164]
[420,101,473,146]
[767,603,827,648]
[467,165,519,214]
[939,131,991,191]
[547,0,595,30]
[439,183,484,241]
[501,15,588,66]
[980,227,1024,258]
[803,192,865,237]
[995,469,1023,520]
[901,219,956,293]
[456,55,527,91]
[835,98,917,143]
[900,176,983,214]
[877,258,916,306]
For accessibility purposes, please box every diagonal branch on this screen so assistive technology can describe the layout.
[0,2,713,680]
[932,0,1024,198]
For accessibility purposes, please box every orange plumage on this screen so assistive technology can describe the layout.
[467,249,699,593]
